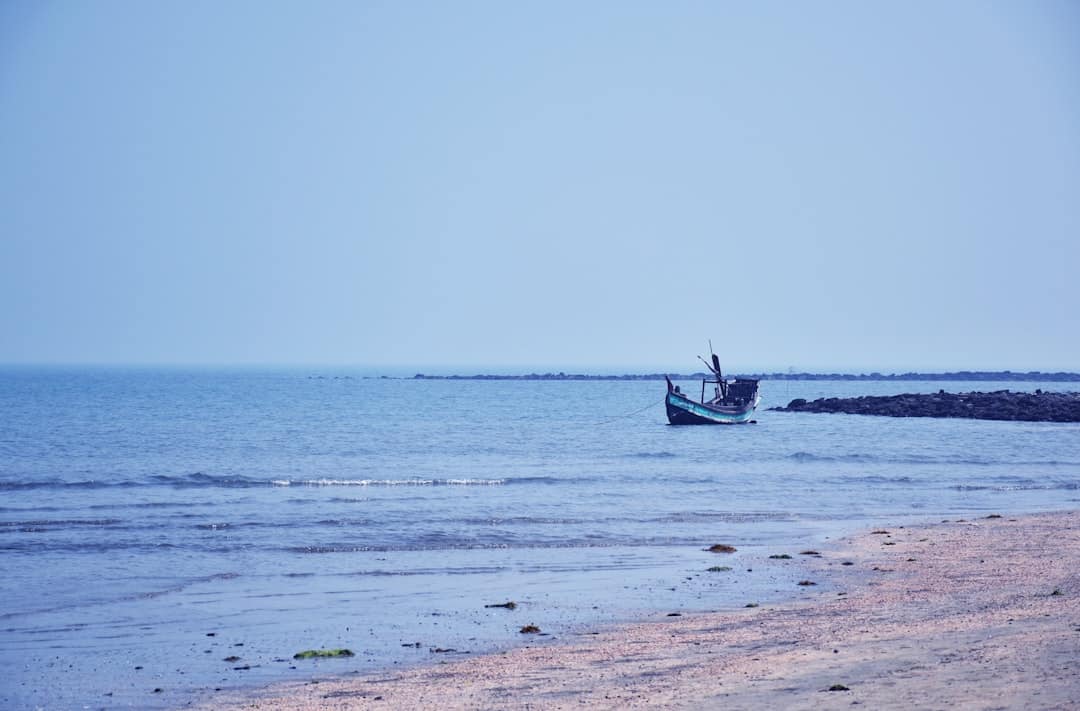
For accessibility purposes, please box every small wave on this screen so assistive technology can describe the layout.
[0,506,63,513]
[954,481,1080,492]
[651,511,793,524]
[285,545,397,553]
[152,473,266,488]
[0,541,181,554]
[283,538,713,554]
[340,566,510,577]
[787,451,875,463]
[314,518,373,526]
[271,478,507,487]
[785,452,1079,467]
[0,518,123,529]
[194,520,287,530]
[138,572,240,599]
[0,473,264,491]
[0,479,119,491]
[624,451,678,460]
[460,515,592,526]
[0,473,569,491]
[788,451,928,464]
[88,501,211,510]
[829,475,914,485]
[507,476,565,485]
[0,572,240,621]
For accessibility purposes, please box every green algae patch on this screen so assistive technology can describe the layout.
[484,601,517,610]
[293,648,355,659]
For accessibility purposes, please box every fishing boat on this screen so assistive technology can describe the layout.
[665,351,760,425]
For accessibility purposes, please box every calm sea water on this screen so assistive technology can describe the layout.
[2,368,1078,709]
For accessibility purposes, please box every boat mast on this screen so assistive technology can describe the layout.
[699,341,729,402]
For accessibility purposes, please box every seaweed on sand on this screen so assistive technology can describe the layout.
[293,649,355,659]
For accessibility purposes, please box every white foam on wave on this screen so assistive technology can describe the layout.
[271,478,506,487]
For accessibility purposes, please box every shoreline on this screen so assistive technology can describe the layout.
[200,510,1080,709]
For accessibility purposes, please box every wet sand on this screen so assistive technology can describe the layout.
[204,511,1079,710]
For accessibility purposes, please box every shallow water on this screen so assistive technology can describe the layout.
[1,368,1078,709]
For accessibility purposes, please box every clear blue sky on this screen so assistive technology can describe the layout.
[2,1,1078,372]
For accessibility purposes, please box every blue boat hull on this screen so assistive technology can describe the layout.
[665,390,758,425]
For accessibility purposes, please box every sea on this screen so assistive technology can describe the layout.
[2,367,1078,710]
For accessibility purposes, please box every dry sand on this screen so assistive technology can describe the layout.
[204,511,1080,710]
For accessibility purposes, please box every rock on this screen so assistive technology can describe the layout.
[769,390,1080,422]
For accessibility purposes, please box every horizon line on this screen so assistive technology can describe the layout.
[2,362,1079,378]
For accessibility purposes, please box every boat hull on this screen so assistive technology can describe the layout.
[665,391,758,425]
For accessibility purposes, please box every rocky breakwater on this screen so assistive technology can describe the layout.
[770,390,1080,422]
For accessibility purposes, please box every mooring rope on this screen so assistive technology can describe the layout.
[592,397,665,425]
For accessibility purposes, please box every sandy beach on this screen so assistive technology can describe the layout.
[199,510,1080,710]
